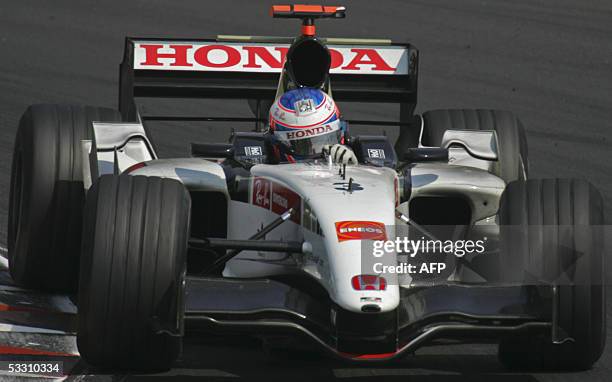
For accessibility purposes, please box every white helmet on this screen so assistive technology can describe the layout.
[269,88,342,158]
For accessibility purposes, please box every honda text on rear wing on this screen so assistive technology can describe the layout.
[118,5,419,130]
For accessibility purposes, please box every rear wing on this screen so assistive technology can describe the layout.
[119,36,419,127]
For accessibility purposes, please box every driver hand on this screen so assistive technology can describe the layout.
[325,144,358,165]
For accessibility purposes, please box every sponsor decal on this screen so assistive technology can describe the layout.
[272,183,301,224]
[295,98,315,115]
[244,146,263,156]
[284,125,332,140]
[335,221,387,242]
[133,42,409,75]
[252,177,271,209]
[351,275,387,291]
[251,179,302,224]
[360,296,383,303]
[367,148,386,159]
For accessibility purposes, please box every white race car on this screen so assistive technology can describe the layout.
[8,4,605,371]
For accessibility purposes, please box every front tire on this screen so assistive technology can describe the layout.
[77,175,191,371]
[497,179,605,370]
[8,104,121,291]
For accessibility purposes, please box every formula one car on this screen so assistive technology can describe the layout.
[8,4,605,371]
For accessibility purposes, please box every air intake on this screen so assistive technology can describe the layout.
[285,37,331,88]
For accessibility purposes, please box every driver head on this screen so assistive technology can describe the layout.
[269,88,342,161]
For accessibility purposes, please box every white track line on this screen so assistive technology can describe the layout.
[0,323,71,335]
[0,245,7,269]
[0,284,31,292]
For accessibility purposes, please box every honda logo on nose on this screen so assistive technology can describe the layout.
[351,274,387,291]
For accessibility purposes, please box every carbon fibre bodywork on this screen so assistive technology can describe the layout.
[182,276,552,360]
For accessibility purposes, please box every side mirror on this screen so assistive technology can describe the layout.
[402,147,449,163]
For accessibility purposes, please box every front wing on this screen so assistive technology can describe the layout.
[182,277,554,361]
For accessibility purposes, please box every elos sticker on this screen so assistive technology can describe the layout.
[335,221,387,242]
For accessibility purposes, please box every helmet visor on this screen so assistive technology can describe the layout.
[274,119,342,157]
[286,128,341,156]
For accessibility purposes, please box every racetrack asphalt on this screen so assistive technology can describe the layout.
[0,0,611,380]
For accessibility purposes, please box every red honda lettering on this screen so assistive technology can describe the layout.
[329,49,343,69]
[243,46,289,68]
[194,45,241,68]
[140,44,192,67]
[342,49,395,71]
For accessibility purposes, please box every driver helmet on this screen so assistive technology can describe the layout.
[269,88,342,161]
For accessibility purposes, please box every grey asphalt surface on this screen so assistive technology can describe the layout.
[0,0,611,380]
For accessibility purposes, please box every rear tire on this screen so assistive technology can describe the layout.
[8,104,121,292]
[77,175,190,371]
[419,109,529,183]
[497,179,605,370]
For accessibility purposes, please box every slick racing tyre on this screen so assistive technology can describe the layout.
[77,175,191,371]
[497,179,605,370]
[8,104,121,292]
[418,109,529,183]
